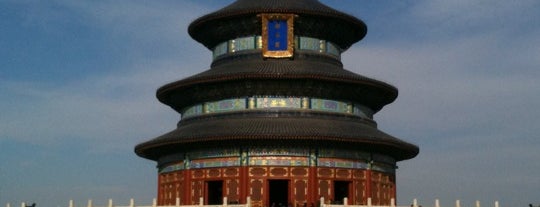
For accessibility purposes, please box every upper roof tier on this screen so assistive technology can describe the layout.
[188,0,367,51]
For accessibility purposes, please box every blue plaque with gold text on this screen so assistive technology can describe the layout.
[261,14,294,58]
[267,20,288,51]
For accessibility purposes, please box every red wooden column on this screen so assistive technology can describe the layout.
[307,149,318,207]
[307,167,317,207]
[240,150,249,204]
[240,166,249,203]
[365,169,372,202]
[184,159,192,205]
[391,174,397,203]
[157,173,163,205]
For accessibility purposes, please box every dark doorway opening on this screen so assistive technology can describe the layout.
[333,181,351,204]
[206,180,223,205]
[268,180,289,207]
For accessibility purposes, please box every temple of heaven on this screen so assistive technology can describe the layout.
[135,0,419,206]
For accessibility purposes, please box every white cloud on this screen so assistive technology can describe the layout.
[0,57,212,152]
[409,0,540,36]
[344,15,540,139]
[341,1,540,205]
[0,1,214,151]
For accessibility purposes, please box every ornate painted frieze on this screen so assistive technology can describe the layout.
[212,36,341,60]
[319,148,370,160]
[180,96,372,120]
[205,98,246,113]
[326,41,341,56]
[255,97,302,108]
[213,41,228,59]
[249,147,309,156]
[231,36,256,53]
[311,98,349,113]
[189,148,241,160]
[249,156,309,166]
[190,157,240,169]
[158,151,395,173]
[159,162,184,173]
[318,158,369,169]
[298,36,325,52]
[182,105,203,118]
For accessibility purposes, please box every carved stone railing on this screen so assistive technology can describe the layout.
[6,197,504,207]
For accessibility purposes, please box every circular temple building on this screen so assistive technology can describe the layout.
[135,0,419,206]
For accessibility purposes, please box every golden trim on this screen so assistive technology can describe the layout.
[261,13,295,58]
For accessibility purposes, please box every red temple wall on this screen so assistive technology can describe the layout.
[157,166,394,206]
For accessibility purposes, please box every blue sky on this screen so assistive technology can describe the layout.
[1,0,539,207]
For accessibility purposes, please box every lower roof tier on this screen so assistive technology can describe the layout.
[134,110,419,162]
